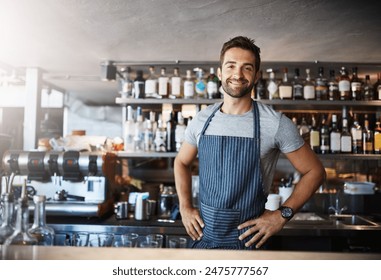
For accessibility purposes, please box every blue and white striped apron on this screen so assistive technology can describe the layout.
[192,101,266,250]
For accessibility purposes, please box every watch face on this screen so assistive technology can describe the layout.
[281,206,293,219]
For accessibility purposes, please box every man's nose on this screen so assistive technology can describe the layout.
[232,68,244,79]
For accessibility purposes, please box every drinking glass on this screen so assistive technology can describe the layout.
[113,234,133,247]
[146,234,164,248]
[169,237,188,248]
[139,240,159,248]
[122,233,139,247]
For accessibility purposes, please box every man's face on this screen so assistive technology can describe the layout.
[219,47,258,98]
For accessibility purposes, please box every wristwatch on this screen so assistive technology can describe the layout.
[278,206,294,220]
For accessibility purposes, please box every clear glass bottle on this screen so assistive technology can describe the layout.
[299,117,310,144]
[166,111,176,152]
[351,113,362,154]
[350,67,362,101]
[255,70,268,100]
[145,66,158,97]
[195,69,207,99]
[315,67,328,100]
[309,115,320,153]
[319,114,330,154]
[279,67,293,100]
[28,195,55,246]
[133,70,145,99]
[170,67,182,98]
[374,121,381,154]
[330,114,341,154]
[207,67,220,99]
[4,180,38,246]
[362,115,374,154]
[175,112,186,151]
[303,68,315,100]
[118,67,134,98]
[133,106,145,151]
[362,75,374,101]
[338,67,351,100]
[267,70,279,100]
[154,114,167,152]
[328,69,339,101]
[292,68,304,100]
[123,106,135,152]
[158,67,169,98]
[183,70,195,99]
[0,193,15,244]
[341,118,352,153]
[374,72,381,100]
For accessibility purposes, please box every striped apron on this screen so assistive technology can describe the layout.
[192,101,266,250]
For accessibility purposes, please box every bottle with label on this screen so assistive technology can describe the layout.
[183,70,195,99]
[170,67,182,98]
[154,114,167,152]
[303,68,315,100]
[123,106,135,152]
[350,67,362,101]
[133,106,145,151]
[28,195,55,246]
[362,75,374,101]
[351,113,362,154]
[362,115,373,154]
[373,73,381,100]
[330,114,341,154]
[133,70,145,99]
[328,70,339,101]
[158,67,169,98]
[207,67,220,99]
[118,67,134,98]
[299,117,310,144]
[374,121,381,154]
[0,193,15,244]
[195,69,207,99]
[315,67,328,100]
[145,66,158,98]
[175,112,186,151]
[144,119,154,152]
[309,115,320,153]
[338,67,351,100]
[255,70,268,99]
[292,68,304,100]
[341,118,352,153]
[166,111,177,152]
[279,67,293,100]
[267,70,279,100]
[4,180,38,246]
[319,114,330,154]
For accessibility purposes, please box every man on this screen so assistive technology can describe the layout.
[174,36,325,250]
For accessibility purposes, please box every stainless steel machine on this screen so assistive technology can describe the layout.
[1,150,108,217]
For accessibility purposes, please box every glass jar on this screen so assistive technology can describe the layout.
[0,193,15,244]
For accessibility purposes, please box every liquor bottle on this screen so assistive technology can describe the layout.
[145,66,158,98]
[303,68,315,100]
[123,106,135,152]
[292,68,304,100]
[267,70,279,100]
[328,70,339,101]
[144,119,154,152]
[350,113,362,154]
[28,195,55,246]
[330,114,341,153]
[0,193,15,244]
[362,114,373,154]
[118,67,134,98]
[195,69,207,99]
[350,67,362,101]
[4,180,38,246]
[362,75,374,101]
[255,70,268,99]
[319,114,330,154]
[279,67,293,100]
[374,72,381,100]
[133,106,145,151]
[158,67,169,98]
[154,114,167,152]
[184,70,195,99]
[315,67,328,100]
[166,111,176,152]
[338,67,351,100]
[170,67,182,98]
[133,70,145,99]
[175,112,186,151]
[299,117,310,144]
[207,67,220,99]
[309,115,320,153]
[374,121,381,154]
[341,118,352,153]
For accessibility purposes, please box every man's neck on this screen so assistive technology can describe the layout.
[220,95,253,115]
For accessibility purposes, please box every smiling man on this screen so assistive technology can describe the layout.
[174,36,325,250]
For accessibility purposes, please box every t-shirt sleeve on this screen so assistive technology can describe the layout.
[275,114,305,153]
[184,117,198,147]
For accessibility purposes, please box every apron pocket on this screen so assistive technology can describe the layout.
[201,202,241,244]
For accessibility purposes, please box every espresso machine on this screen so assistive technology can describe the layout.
[1,150,108,217]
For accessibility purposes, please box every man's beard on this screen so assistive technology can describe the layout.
[221,78,254,98]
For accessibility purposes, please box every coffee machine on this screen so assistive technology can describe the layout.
[1,150,108,217]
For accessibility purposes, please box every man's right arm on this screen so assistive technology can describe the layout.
[174,142,204,241]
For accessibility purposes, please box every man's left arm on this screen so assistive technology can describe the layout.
[238,143,326,248]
